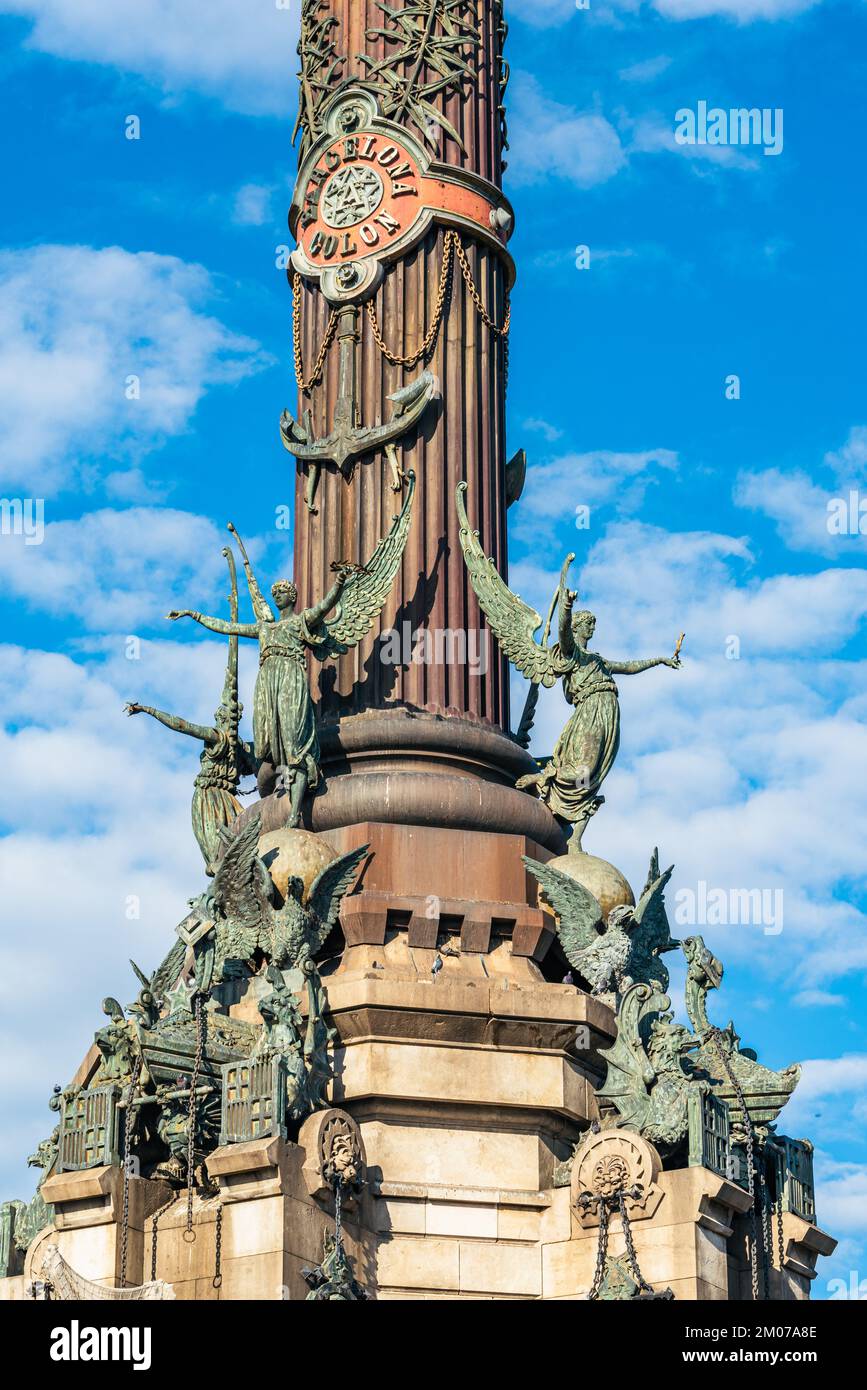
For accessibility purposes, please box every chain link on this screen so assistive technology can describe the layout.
[294,231,511,392]
[587,1196,610,1301]
[452,234,512,339]
[776,1187,786,1276]
[617,1190,656,1295]
[150,1192,177,1283]
[293,272,339,391]
[185,994,205,1243]
[705,1027,764,1301]
[365,229,511,373]
[213,1202,223,1290]
[119,1054,142,1289]
[365,229,457,369]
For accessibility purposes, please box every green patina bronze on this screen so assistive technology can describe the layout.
[524,848,680,996]
[294,0,344,153]
[170,809,367,990]
[303,1232,369,1301]
[128,548,257,875]
[597,982,703,1153]
[168,479,414,828]
[598,933,802,1158]
[457,483,682,850]
[683,934,801,1135]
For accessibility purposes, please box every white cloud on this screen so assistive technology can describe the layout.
[0,0,300,116]
[514,449,679,541]
[793,990,847,1008]
[0,244,273,494]
[629,114,759,169]
[0,505,234,631]
[0,637,261,1193]
[736,428,867,555]
[507,74,627,189]
[232,182,276,227]
[619,55,673,83]
[523,418,564,444]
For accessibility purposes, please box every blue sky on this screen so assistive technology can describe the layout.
[0,1,864,1298]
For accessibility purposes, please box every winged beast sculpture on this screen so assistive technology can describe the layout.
[168,475,415,827]
[168,813,368,989]
[456,482,683,849]
[597,982,705,1153]
[524,849,679,997]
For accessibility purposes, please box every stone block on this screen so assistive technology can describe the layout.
[376,1236,460,1292]
[223,1197,283,1260]
[427,1202,497,1239]
[497,1205,542,1242]
[459,1240,542,1297]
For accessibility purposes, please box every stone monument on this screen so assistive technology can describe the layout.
[0,0,835,1302]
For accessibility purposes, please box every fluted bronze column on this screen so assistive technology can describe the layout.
[282,0,563,852]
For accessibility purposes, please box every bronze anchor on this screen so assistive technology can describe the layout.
[280,303,437,514]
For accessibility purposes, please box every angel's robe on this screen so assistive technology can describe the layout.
[544,651,620,824]
[253,610,325,786]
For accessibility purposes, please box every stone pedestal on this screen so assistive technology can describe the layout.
[30,1167,172,1292]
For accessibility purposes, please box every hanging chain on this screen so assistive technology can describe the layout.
[452,234,512,339]
[365,229,457,369]
[587,1196,610,1301]
[294,231,512,391]
[119,1053,143,1290]
[776,1186,786,1275]
[365,229,511,372]
[213,1202,223,1290]
[758,1162,772,1299]
[185,994,205,1244]
[293,272,339,391]
[150,1192,177,1282]
[705,1027,764,1301]
[617,1190,657,1295]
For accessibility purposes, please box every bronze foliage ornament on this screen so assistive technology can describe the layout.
[294,0,345,154]
[357,0,481,154]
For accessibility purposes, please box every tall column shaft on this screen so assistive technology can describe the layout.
[291,0,512,731]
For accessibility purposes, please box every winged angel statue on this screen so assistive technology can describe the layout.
[456,483,682,849]
[170,474,415,826]
[525,849,680,997]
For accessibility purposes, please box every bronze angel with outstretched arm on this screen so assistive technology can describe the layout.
[456,482,683,850]
[169,475,415,828]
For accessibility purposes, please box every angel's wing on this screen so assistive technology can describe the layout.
[523,858,603,967]
[456,483,571,687]
[212,812,273,930]
[308,845,369,953]
[320,474,416,659]
[632,850,676,956]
